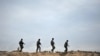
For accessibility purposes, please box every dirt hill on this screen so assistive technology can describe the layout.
[0,51,100,56]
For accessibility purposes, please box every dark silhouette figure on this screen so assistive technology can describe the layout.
[51,38,55,52]
[64,40,69,53]
[36,39,41,52]
[19,38,24,52]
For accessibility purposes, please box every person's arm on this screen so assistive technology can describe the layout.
[68,43,69,47]
[23,42,25,45]
[40,42,41,45]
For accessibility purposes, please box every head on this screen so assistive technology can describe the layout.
[52,38,54,40]
[38,39,40,41]
[66,40,68,42]
[21,38,23,41]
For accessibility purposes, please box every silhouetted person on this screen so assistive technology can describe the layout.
[64,40,69,53]
[36,39,41,52]
[51,38,55,52]
[19,38,24,52]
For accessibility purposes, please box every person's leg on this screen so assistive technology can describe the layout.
[39,46,41,52]
[66,47,68,53]
[52,45,55,52]
[36,46,38,52]
[21,47,23,52]
[51,46,53,52]
[20,47,22,52]
[20,45,22,52]
[53,46,55,52]
[65,47,67,53]
[21,45,24,52]
[64,46,66,52]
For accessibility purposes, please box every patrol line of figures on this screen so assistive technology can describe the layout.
[19,38,69,53]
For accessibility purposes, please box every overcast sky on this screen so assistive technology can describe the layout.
[0,0,100,52]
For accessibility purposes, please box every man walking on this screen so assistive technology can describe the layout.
[51,38,55,52]
[19,38,25,52]
[64,40,69,53]
[36,39,41,52]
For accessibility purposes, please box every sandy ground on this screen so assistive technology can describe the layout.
[0,51,100,56]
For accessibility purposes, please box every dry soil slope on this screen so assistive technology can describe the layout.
[0,51,100,56]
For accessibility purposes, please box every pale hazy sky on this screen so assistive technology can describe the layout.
[0,0,100,52]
